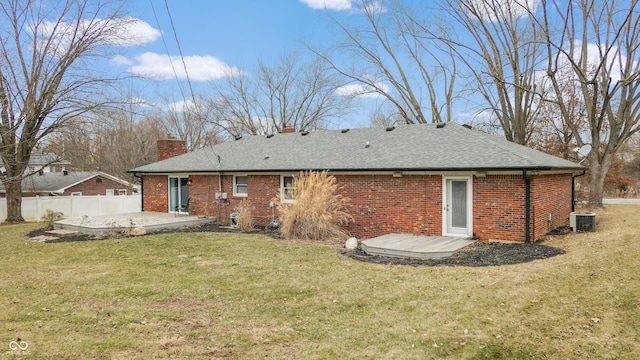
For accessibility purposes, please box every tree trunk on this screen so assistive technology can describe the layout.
[587,152,613,208]
[3,179,24,223]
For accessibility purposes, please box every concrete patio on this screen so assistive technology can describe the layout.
[361,234,477,259]
[54,212,215,235]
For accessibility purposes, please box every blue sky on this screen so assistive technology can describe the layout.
[110,0,382,127]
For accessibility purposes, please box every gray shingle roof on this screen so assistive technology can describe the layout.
[130,123,583,173]
[0,171,129,194]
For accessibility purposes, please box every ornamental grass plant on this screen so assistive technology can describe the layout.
[277,171,353,241]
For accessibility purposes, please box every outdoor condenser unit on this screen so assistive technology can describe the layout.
[569,212,596,232]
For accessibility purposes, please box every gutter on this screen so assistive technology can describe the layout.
[523,170,531,244]
[133,172,143,211]
[571,170,587,212]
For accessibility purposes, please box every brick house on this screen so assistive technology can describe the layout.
[0,171,132,197]
[130,123,584,243]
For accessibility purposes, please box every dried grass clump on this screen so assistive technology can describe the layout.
[278,171,353,241]
[235,199,254,231]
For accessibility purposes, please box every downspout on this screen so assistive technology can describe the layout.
[523,170,531,244]
[133,172,143,212]
[217,172,222,225]
[571,170,587,212]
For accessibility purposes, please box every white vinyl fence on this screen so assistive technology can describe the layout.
[0,195,141,222]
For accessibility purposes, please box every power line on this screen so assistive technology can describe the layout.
[148,0,187,103]
[163,0,198,107]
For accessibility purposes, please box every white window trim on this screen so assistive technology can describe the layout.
[280,175,296,203]
[106,189,115,196]
[233,175,248,197]
[70,192,82,196]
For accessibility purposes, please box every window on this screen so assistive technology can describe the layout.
[117,189,128,196]
[106,189,115,196]
[233,175,248,196]
[281,175,296,203]
[70,192,82,196]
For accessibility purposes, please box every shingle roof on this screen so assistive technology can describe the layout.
[0,171,129,194]
[130,123,583,173]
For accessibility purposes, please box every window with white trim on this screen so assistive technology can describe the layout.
[233,175,248,197]
[70,192,82,196]
[106,189,115,196]
[281,175,296,203]
[117,189,128,195]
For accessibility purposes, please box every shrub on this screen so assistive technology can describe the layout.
[42,209,64,230]
[235,199,254,231]
[277,171,352,241]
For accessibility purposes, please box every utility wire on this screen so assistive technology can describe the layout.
[163,0,198,106]
[148,0,187,103]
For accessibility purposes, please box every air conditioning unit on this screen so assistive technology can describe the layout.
[569,212,596,232]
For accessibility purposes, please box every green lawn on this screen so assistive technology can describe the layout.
[1,205,640,359]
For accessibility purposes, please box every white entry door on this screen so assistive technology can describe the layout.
[443,177,472,236]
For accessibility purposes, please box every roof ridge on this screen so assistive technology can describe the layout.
[459,126,544,167]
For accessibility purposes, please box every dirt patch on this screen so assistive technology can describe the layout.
[26,224,567,267]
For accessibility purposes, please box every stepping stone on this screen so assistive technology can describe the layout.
[46,229,80,236]
[30,235,59,243]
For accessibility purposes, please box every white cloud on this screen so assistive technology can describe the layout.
[114,17,162,46]
[129,52,244,81]
[39,17,160,48]
[335,80,389,98]
[110,54,132,66]
[300,0,352,11]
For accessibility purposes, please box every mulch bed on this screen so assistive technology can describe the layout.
[26,224,568,267]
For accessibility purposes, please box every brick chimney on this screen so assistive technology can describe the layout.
[282,126,295,134]
[157,134,187,161]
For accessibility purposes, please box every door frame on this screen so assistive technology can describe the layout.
[168,175,190,214]
[442,175,473,237]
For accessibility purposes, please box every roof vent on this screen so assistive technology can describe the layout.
[386,126,395,131]
[63,169,68,176]
[38,170,43,176]
[462,124,472,129]
[341,128,350,133]
[235,136,242,141]
[301,131,309,136]
[436,122,446,129]
[266,134,274,138]
[264,155,270,160]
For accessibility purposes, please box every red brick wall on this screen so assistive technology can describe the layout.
[142,175,169,212]
[473,175,527,242]
[531,173,573,240]
[140,172,573,242]
[62,175,129,196]
[157,139,187,161]
[337,175,442,238]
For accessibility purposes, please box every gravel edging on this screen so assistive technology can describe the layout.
[339,242,566,267]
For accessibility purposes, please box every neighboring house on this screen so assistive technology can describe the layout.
[0,171,132,197]
[0,152,71,174]
[130,123,584,243]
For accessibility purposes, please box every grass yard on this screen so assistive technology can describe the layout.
[1,205,640,359]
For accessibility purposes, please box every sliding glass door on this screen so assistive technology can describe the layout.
[169,177,189,213]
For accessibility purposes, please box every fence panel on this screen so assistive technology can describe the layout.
[0,195,142,222]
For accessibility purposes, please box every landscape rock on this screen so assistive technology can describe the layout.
[130,227,147,236]
[345,237,359,250]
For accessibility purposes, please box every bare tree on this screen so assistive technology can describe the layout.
[0,0,134,222]
[44,111,166,188]
[541,0,640,206]
[208,53,353,137]
[313,0,459,124]
[427,0,548,144]
[158,95,223,150]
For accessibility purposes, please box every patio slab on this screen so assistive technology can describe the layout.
[54,212,215,235]
[361,233,476,259]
